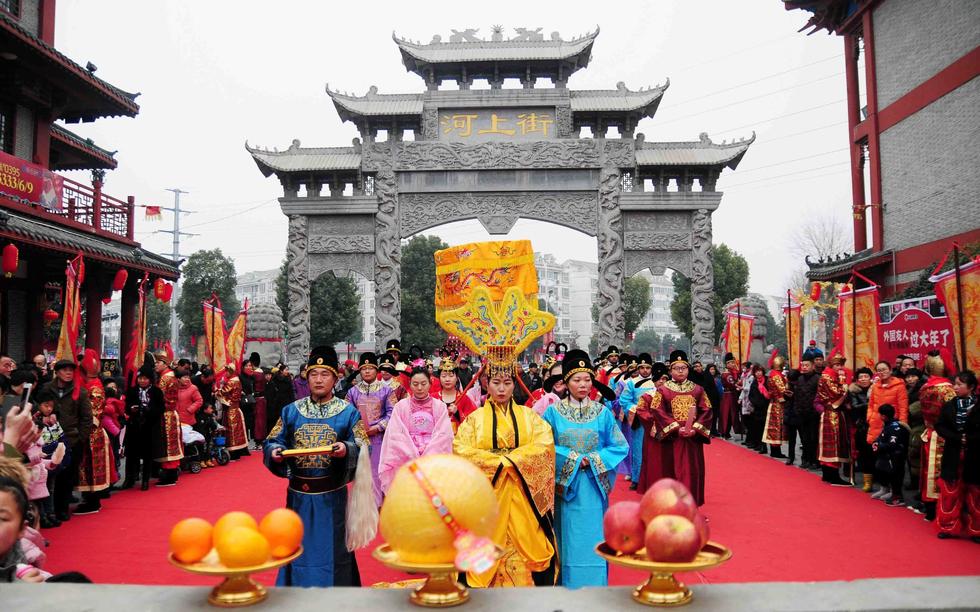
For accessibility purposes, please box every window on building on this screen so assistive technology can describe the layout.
[561,319,570,329]
[0,102,13,154]
[0,0,19,17]
[562,288,569,298]
[561,273,569,284]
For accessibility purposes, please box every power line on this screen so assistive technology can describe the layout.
[720,161,851,189]
[672,32,801,73]
[723,168,851,193]
[732,147,848,175]
[710,98,846,135]
[748,120,848,145]
[181,199,278,229]
[668,55,841,106]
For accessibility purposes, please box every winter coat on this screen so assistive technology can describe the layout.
[873,419,910,474]
[39,381,91,449]
[790,371,820,417]
[867,377,909,443]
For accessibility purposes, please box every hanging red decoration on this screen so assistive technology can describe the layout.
[161,282,174,303]
[2,244,18,277]
[190,335,197,347]
[154,278,166,300]
[43,308,59,323]
[112,268,128,292]
[102,297,112,305]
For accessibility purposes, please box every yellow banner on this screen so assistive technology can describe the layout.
[56,256,83,361]
[225,306,249,372]
[932,259,980,372]
[203,301,228,370]
[434,240,538,316]
[725,311,754,365]
[838,286,880,370]
[784,304,802,369]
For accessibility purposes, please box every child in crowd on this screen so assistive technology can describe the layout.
[103,385,125,474]
[35,390,70,528]
[0,457,50,582]
[872,403,910,507]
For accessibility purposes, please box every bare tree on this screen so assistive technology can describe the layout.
[785,211,852,261]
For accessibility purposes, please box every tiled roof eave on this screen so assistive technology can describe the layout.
[49,125,117,169]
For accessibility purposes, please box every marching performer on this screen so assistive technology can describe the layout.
[153,351,183,486]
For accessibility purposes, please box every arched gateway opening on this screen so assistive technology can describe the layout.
[248,27,753,369]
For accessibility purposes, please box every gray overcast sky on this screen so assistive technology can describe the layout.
[54,0,851,297]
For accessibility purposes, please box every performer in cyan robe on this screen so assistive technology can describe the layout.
[345,352,393,507]
[264,345,376,587]
[453,349,557,587]
[816,355,852,486]
[153,351,183,486]
[379,367,454,493]
[75,350,114,514]
[635,350,712,505]
[762,352,788,458]
[718,353,741,438]
[541,350,627,588]
[619,354,657,489]
[918,350,956,522]
[216,364,249,460]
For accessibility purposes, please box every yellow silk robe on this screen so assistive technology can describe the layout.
[453,399,556,587]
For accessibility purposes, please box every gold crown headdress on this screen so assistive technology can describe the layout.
[434,240,554,378]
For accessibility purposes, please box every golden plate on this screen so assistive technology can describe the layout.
[372,544,501,608]
[169,547,302,607]
[595,541,732,607]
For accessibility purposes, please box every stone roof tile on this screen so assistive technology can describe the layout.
[246,142,361,175]
[392,28,598,64]
[570,80,668,113]
[635,132,755,168]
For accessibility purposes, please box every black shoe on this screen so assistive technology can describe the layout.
[885,497,905,506]
[937,532,953,539]
[140,481,149,491]
[629,482,638,491]
[828,477,851,487]
[785,458,795,466]
[56,511,71,522]
[757,446,768,454]
[971,536,980,544]
[40,514,57,529]
[115,480,135,491]
[771,451,786,459]
[74,502,102,515]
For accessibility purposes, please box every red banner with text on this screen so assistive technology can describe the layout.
[877,307,953,367]
[0,150,64,211]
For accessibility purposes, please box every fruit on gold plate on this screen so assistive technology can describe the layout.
[693,512,710,550]
[380,454,499,564]
[644,515,701,563]
[639,478,698,524]
[169,517,213,564]
[216,526,271,568]
[213,511,258,547]
[603,501,645,554]
[260,508,304,558]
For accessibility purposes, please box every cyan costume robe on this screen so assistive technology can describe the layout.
[619,376,656,482]
[542,398,628,588]
[263,396,369,587]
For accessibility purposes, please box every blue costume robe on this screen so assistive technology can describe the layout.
[619,376,656,482]
[263,396,369,587]
[543,398,629,588]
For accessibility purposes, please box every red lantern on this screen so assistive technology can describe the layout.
[162,282,174,303]
[43,308,59,324]
[2,244,18,277]
[154,278,166,300]
[112,268,128,292]
[102,297,112,305]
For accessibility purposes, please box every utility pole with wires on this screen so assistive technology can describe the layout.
[159,188,197,352]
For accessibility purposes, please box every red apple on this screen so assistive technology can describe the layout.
[644,515,701,563]
[603,501,645,554]
[639,478,698,524]
[693,512,710,550]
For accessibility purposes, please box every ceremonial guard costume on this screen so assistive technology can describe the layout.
[216,364,249,460]
[934,385,979,540]
[75,350,114,513]
[719,353,741,438]
[541,350,627,588]
[762,353,788,458]
[816,356,851,485]
[635,350,712,504]
[618,353,658,486]
[918,352,956,515]
[154,352,183,485]
[595,346,621,387]
[344,352,393,507]
[263,346,376,587]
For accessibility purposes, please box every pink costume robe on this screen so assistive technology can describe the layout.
[377,396,454,493]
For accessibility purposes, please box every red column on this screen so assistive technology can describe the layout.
[25,264,46,359]
[119,275,137,375]
[38,0,57,45]
[85,271,103,354]
[862,11,884,252]
[126,196,135,240]
[33,119,51,169]
[92,178,103,234]
[844,34,867,252]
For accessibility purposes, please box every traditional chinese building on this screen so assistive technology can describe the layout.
[248,27,753,368]
[0,0,178,361]
[786,0,979,295]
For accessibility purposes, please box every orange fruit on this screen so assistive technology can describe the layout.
[215,526,270,568]
[169,517,213,563]
[259,509,304,558]
[213,511,258,547]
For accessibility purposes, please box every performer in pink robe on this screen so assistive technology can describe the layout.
[635,350,713,505]
[377,367,454,493]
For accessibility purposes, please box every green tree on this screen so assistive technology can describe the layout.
[400,235,450,352]
[625,275,653,338]
[145,296,171,348]
[670,244,749,342]
[275,257,363,347]
[630,328,662,356]
[176,249,240,350]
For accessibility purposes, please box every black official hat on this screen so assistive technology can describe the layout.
[378,353,398,375]
[358,352,380,370]
[651,362,668,381]
[543,349,616,401]
[606,346,620,357]
[385,339,402,355]
[638,353,653,367]
[668,349,690,367]
[306,346,339,377]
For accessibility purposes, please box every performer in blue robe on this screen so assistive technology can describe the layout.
[612,355,636,478]
[542,350,628,588]
[618,354,659,488]
[343,351,394,507]
[264,346,377,587]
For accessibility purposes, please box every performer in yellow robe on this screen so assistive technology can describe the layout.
[453,370,557,587]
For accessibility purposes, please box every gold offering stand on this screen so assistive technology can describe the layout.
[374,544,500,608]
[595,541,732,607]
[169,547,303,607]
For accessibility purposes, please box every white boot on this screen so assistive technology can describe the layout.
[870,486,887,499]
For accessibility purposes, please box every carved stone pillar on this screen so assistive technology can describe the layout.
[690,209,715,361]
[597,167,625,348]
[555,104,573,138]
[373,168,401,349]
[422,108,438,141]
[286,215,311,371]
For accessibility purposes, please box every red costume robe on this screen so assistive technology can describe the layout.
[816,368,850,467]
[77,378,115,491]
[635,379,712,505]
[156,368,184,466]
[219,375,249,452]
[918,376,956,502]
[763,370,788,445]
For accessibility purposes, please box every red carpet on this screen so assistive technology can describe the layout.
[43,441,980,585]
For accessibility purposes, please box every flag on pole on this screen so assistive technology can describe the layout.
[723,310,755,365]
[123,273,149,384]
[931,257,980,373]
[784,302,803,369]
[225,299,250,373]
[55,254,84,362]
[144,205,162,221]
[836,285,881,370]
[203,296,228,370]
